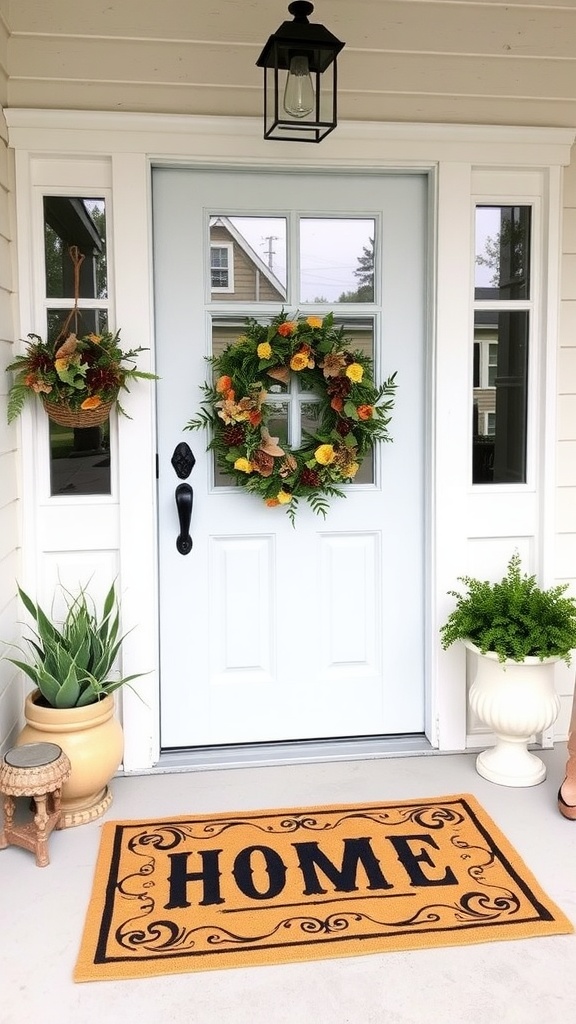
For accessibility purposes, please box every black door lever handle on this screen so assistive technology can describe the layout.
[175,482,193,555]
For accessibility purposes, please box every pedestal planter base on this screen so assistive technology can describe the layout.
[476,741,547,788]
[59,785,114,829]
[466,641,560,789]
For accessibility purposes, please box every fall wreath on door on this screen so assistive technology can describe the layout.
[187,311,396,521]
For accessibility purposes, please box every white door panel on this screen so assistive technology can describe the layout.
[154,168,427,748]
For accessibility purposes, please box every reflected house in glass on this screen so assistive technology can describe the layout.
[209,217,286,303]
[473,292,498,482]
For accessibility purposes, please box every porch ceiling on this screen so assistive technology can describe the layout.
[4,0,576,128]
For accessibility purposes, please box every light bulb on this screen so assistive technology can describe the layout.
[283,55,314,118]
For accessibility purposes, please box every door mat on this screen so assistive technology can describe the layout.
[74,794,573,981]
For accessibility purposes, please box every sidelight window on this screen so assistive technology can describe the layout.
[473,205,532,484]
[43,196,111,496]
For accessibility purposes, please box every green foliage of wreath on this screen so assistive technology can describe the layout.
[186,311,397,522]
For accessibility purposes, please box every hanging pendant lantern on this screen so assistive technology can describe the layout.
[256,1,345,143]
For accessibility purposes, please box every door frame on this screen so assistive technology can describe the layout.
[154,168,429,747]
[6,110,573,772]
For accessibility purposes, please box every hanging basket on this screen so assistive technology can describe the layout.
[42,398,115,429]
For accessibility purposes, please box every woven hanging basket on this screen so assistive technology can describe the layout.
[42,398,115,429]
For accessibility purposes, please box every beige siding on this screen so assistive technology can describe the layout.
[0,0,22,755]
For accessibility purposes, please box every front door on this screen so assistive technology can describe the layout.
[153,168,427,749]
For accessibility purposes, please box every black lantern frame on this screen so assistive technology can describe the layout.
[256,2,345,143]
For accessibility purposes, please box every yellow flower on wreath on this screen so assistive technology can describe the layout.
[343,461,360,479]
[277,489,292,504]
[306,316,323,328]
[315,443,336,466]
[290,349,309,372]
[257,342,272,359]
[345,363,364,383]
[234,457,253,474]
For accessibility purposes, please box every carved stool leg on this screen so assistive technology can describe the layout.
[0,794,15,849]
[32,793,51,867]
[52,785,64,828]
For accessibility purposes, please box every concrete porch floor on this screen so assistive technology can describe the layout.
[1,744,575,1024]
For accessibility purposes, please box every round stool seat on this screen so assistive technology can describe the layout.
[0,742,71,797]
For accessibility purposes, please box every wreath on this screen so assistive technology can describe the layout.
[186,311,397,522]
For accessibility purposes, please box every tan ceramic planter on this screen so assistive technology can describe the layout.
[17,690,124,827]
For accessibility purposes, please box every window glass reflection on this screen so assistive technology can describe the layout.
[44,197,107,299]
[475,206,531,300]
[47,308,109,346]
[209,217,287,301]
[44,195,110,497]
[49,419,111,496]
[473,310,529,484]
[300,219,375,303]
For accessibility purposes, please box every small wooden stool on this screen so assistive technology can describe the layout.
[0,742,72,867]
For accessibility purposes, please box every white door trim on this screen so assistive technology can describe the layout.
[6,111,573,771]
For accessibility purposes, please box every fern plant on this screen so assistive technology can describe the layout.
[440,552,576,664]
[5,582,146,708]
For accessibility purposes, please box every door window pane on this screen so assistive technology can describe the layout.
[472,311,529,484]
[475,206,531,300]
[209,217,287,301]
[300,219,376,303]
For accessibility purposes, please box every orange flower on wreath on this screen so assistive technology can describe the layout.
[357,404,373,420]
[80,396,102,410]
[330,395,344,412]
[216,374,233,393]
[277,321,297,337]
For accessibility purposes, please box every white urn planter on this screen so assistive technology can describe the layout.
[466,641,561,788]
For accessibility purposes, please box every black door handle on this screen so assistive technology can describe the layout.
[175,482,193,555]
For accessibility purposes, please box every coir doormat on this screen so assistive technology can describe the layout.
[75,794,573,981]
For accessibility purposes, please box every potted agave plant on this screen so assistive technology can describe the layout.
[440,552,576,787]
[6,581,146,827]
